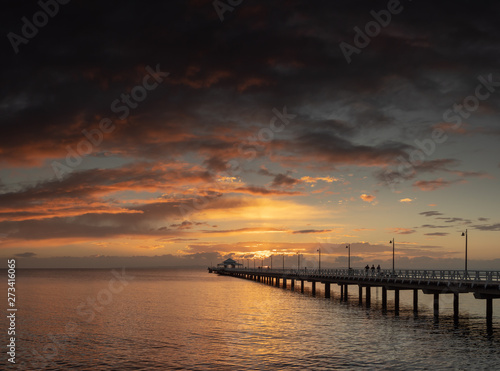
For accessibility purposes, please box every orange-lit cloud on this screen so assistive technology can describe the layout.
[360,194,376,202]
[413,178,464,191]
[388,228,416,235]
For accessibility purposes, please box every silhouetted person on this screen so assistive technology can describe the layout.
[376,265,381,274]
[371,265,375,273]
[365,264,369,274]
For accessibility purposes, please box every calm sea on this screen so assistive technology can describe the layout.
[2,268,500,370]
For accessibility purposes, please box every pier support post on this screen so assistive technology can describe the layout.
[359,286,363,306]
[344,285,348,301]
[395,289,400,316]
[301,280,304,293]
[340,285,344,301]
[433,293,439,318]
[454,292,459,321]
[283,278,287,289]
[382,287,387,312]
[413,289,418,313]
[312,281,316,296]
[487,298,493,328]
[325,283,330,298]
[275,278,280,287]
[291,279,294,290]
[366,286,371,308]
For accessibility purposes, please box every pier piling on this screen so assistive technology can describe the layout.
[434,293,439,318]
[382,287,387,312]
[395,289,400,316]
[413,289,418,313]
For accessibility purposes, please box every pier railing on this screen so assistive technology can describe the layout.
[214,267,500,284]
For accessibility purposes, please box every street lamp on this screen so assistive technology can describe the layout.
[297,252,300,270]
[461,229,468,273]
[317,247,321,270]
[282,254,285,272]
[389,238,395,274]
[346,244,351,270]
[271,254,273,269]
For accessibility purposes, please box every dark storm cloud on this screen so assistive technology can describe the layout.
[2,0,500,172]
[2,0,500,248]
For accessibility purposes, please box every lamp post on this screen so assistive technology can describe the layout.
[389,238,395,274]
[282,254,285,272]
[461,229,468,273]
[297,252,300,270]
[346,244,351,270]
[317,248,321,270]
[271,255,273,269]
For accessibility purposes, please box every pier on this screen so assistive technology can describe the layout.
[209,267,500,326]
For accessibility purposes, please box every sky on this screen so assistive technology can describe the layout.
[1,0,500,269]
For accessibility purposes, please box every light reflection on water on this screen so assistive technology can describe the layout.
[4,268,500,370]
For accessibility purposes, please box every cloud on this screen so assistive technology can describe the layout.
[436,217,471,224]
[389,228,416,235]
[399,198,413,203]
[413,178,463,191]
[424,232,449,237]
[201,227,286,235]
[420,224,451,229]
[432,122,468,135]
[419,211,443,217]
[233,186,303,196]
[472,223,500,231]
[271,173,302,188]
[291,229,333,234]
[14,252,37,258]
[170,221,194,229]
[300,176,338,183]
[360,194,376,202]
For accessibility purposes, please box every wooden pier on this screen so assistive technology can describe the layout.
[209,267,500,327]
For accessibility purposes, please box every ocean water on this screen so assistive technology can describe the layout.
[2,268,500,370]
